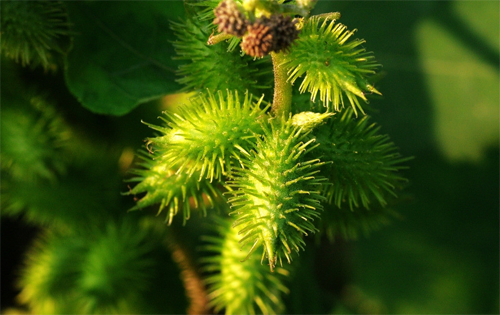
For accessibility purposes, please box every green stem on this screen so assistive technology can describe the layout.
[271,52,292,118]
[207,33,232,45]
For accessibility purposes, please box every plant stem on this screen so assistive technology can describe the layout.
[167,227,209,315]
[271,52,292,118]
[207,32,232,45]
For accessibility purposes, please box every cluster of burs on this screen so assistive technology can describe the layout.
[213,0,300,57]
[126,0,410,312]
[0,0,409,313]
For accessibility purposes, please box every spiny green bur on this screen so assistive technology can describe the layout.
[144,90,268,182]
[283,16,381,115]
[78,222,154,313]
[229,119,326,270]
[202,217,289,315]
[17,231,86,312]
[171,18,271,95]
[312,109,409,209]
[126,152,223,224]
[18,221,155,313]
[1,0,70,69]
[1,95,69,182]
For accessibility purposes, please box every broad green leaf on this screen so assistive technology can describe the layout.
[65,1,185,115]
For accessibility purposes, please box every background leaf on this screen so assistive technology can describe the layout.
[65,1,185,115]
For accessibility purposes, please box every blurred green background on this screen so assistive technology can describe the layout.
[2,0,498,314]
[313,1,499,313]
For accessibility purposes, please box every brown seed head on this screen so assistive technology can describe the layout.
[240,15,300,57]
[213,0,248,37]
[241,21,274,58]
[268,15,300,53]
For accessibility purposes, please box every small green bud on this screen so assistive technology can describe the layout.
[291,111,333,132]
[296,0,317,11]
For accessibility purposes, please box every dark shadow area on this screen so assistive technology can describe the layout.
[1,217,39,309]
[355,146,499,313]
[313,1,499,313]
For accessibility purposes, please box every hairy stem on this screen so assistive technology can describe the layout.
[271,52,292,118]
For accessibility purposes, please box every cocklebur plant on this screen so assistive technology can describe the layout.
[127,0,409,313]
[2,0,410,314]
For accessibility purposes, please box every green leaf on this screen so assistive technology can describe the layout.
[65,1,185,116]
